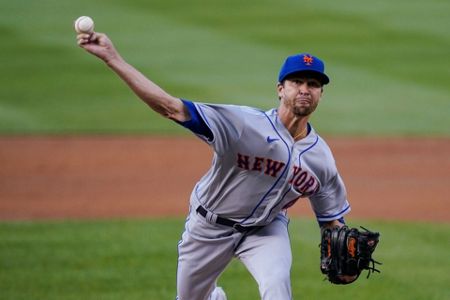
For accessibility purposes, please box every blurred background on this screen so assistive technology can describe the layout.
[0,0,449,299]
[1,0,449,135]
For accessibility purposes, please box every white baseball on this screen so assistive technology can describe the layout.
[74,16,95,34]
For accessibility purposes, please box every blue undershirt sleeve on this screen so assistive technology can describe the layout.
[177,99,213,141]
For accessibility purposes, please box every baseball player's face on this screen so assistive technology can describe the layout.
[277,76,323,117]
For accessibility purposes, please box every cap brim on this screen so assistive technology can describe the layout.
[281,70,330,85]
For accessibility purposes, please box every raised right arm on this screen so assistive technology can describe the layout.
[77,32,189,122]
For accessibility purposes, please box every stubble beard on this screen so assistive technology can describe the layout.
[293,103,318,117]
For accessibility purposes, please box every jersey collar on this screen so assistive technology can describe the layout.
[267,108,318,145]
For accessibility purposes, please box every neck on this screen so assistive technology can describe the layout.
[293,124,308,140]
[277,106,310,140]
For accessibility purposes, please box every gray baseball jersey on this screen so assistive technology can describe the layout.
[176,100,350,300]
[185,101,350,226]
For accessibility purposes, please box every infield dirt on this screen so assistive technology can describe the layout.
[0,136,449,222]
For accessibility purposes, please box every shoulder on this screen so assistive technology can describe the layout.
[302,127,335,159]
[194,102,265,115]
[315,136,335,162]
[192,102,269,125]
[302,130,338,180]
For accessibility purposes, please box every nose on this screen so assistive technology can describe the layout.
[298,83,310,95]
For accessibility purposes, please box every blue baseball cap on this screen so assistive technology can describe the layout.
[278,53,330,85]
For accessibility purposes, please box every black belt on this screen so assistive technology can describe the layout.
[196,205,261,233]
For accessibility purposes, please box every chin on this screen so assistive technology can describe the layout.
[293,108,313,117]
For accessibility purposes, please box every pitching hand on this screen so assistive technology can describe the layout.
[77,32,121,64]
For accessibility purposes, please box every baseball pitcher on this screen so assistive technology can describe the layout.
[77,30,380,300]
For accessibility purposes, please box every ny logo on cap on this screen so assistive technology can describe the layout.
[303,54,313,66]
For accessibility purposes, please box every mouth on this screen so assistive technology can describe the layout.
[296,98,311,105]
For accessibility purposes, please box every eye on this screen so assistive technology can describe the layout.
[307,80,321,88]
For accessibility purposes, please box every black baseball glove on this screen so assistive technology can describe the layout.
[320,225,381,284]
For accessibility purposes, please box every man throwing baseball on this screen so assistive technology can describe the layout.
[77,30,361,300]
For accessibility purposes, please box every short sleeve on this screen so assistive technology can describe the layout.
[182,101,246,155]
[177,100,213,141]
[309,172,351,222]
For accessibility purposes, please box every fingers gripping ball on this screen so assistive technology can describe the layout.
[320,226,382,284]
[74,16,95,34]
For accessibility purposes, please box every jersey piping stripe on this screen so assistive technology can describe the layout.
[264,186,294,223]
[315,202,351,220]
[298,135,319,168]
[240,112,292,225]
[265,131,320,222]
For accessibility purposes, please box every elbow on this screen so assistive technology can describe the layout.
[151,102,176,119]
[146,96,184,121]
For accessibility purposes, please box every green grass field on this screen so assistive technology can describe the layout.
[0,0,449,135]
[1,218,449,300]
[1,1,449,299]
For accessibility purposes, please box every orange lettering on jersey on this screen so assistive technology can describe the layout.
[265,159,286,177]
[236,153,286,178]
[294,172,307,186]
[237,153,250,170]
[290,165,319,196]
[288,166,302,184]
[299,177,315,193]
[252,156,265,171]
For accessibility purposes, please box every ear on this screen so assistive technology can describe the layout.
[277,82,284,99]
